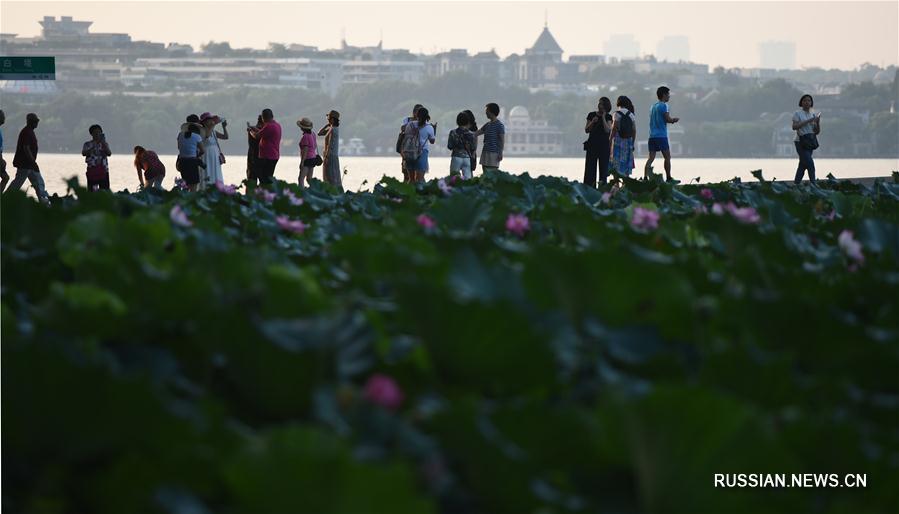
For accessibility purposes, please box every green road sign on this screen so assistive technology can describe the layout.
[0,56,56,80]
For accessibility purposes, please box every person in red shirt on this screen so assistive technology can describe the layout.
[6,113,49,202]
[249,108,282,185]
[134,146,166,190]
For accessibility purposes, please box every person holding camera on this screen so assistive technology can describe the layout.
[200,112,228,188]
[584,97,613,187]
[792,94,822,184]
[82,124,112,191]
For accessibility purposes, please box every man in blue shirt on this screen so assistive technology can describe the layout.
[644,86,679,181]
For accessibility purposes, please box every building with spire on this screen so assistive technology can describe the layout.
[506,23,579,89]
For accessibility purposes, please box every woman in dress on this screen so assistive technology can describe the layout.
[133,145,166,189]
[200,112,228,188]
[318,110,342,189]
[609,96,636,177]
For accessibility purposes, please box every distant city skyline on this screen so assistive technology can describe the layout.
[2,1,897,70]
[759,41,797,70]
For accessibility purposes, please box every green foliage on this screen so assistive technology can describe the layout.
[3,171,899,513]
[4,74,897,158]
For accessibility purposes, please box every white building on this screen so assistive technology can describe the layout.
[656,36,690,63]
[504,106,564,156]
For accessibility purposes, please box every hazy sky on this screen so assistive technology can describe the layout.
[2,0,897,70]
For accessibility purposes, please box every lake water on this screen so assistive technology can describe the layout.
[11,154,899,196]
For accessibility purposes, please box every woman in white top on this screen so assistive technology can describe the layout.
[200,112,229,187]
[792,94,821,184]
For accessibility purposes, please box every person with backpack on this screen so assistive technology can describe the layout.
[448,111,476,179]
[792,94,821,184]
[609,96,636,177]
[398,104,423,183]
[644,86,680,181]
[477,103,504,173]
[402,106,436,183]
[584,97,613,187]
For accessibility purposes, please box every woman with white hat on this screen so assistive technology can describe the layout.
[297,117,318,188]
[199,112,228,188]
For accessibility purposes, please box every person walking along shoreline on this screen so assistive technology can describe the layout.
[7,113,50,202]
[644,86,679,181]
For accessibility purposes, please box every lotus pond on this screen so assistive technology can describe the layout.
[2,170,899,513]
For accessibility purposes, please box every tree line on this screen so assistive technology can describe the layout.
[3,72,897,158]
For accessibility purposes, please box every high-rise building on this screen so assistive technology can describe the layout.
[759,41,796,70]
[604,34,640,60]
[656,36,690,63]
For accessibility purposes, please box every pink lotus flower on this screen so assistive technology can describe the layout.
[726,204,761,224]
[600,192,612,205]
[276,215,307,234]
[257,189,277,204]
[700,188,714,200]
[169,205,192,227]
[711,202,726,216]
[283,189,304,206]
[174,178,189,190]
[364,373,404,411]
[416,213,436,230]
[215,181,238,195]
[448,174,460,185]
[505,213,531,237]
[838,229,864,266]
[438,178,454,195]
[631,207,660,233]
